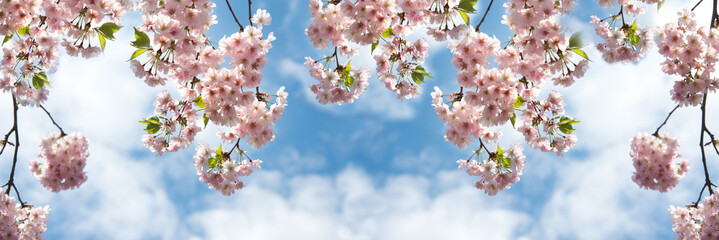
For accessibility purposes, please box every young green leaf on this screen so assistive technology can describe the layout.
[16,26,29,35]
[2,35,11,45]
[568,32,583,49]
[459,11,470,25]
[381,27,394,38]
[194,96,205,108]
[510,113,517,129]
[129,48,148,61]
[203,113,209,128]
[371,41,379,54]
[457,0,478,13]
[571,48,591,61]
[98,33,106,51]
[131,27,151,49]
[31,72,50,89]
[657,0,665,11]
[97,22,122,40]
[514,96,525,108]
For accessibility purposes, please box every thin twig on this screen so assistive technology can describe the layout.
[248,0,253,26]
[699,92,714,195]
[225,0,244,31]
[653,104,680,136]
[475,0,495,31]
[39,105,65,136]
[692,0,704,11]
[4,95,20,197]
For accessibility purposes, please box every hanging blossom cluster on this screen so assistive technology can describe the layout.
[0,193,49,239]
[0,0,130,106]
[134,1,285,195]
[591,0,655,63]
[657,9,719,106]
[432,0,587,194]
[670,192,719,239]
[193,144,262,196]
[29,132,90,192]
[629,132,689,192]
[304,0,476,103]
[457,144,526,195]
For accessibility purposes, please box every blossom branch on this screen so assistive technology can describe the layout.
[699,93,715,195]
[248,0,253,26]
[225,0,244,31]
[474,0,494,31]
[3,95,22,207]
[39,105,66,136]
[653,104,680,136]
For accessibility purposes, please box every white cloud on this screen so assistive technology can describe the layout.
[188,167,532,240]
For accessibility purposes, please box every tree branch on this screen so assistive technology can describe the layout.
[39,105,65,136]
[699,92,714,195]
[4,95,20,200]
[653,104,680,136]
[225,0,244,31]
[474,0,495,31]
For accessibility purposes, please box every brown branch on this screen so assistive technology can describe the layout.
[474,0,494,31]
[225,0,244,31]
[653,104,680,136]
[39,105,65,136]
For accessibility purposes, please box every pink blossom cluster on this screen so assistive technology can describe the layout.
[29,132,89,192]
[670,192,719,239]
[425,1,471,41]
[305,0,474,102]
[305,57,370,104]
[516,92,579,156]
[375,38,430,99]
[656,9,719,106]
[0,0,129,106]
[213,87,288,149]
[135,2,286,180]
[193,144,262,196]
[590,3,654,63]
[630,132,689,192]
[0,193,49,239]
[132,0,217,87]
[457,144,526,195]
[431,86,502,149]
[141,91,201,156]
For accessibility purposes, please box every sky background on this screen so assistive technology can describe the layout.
[1,0,719,239]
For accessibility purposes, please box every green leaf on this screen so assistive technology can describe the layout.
[16,26,29,35]
[131,27,151,49]
[568,32,583,49]
[194,96,205,108]
[371,41,379,54]
[496,145,503,156]
[98,33,106,51]
[459,11,470,25]
[203,113,209,128]
[31,72,50,89]
[558,116,580,134]
[571,48,590,61]
[140,116,161,134]
[411,65,431,84]
[457,0,478,13]
[208,155,219,169]
[514,96,525,108]
[97,22,121,40]
[129,48,147,61]
[215,145,223,156]
[657,0,665,11]
[2,35,11,45]
[630,20,637,31]
[381,27,393,38]
[510,113,516,129]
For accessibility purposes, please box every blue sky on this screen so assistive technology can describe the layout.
[1,0,719,239]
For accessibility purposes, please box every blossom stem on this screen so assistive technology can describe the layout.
[692,0,704,11]
[653,104,679,136]
[39,105,66,136]
[248,0,253,26]
[699,92,714,195]
[4,95,20,199]
[225,0,244,31]
[474,0,494,31]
